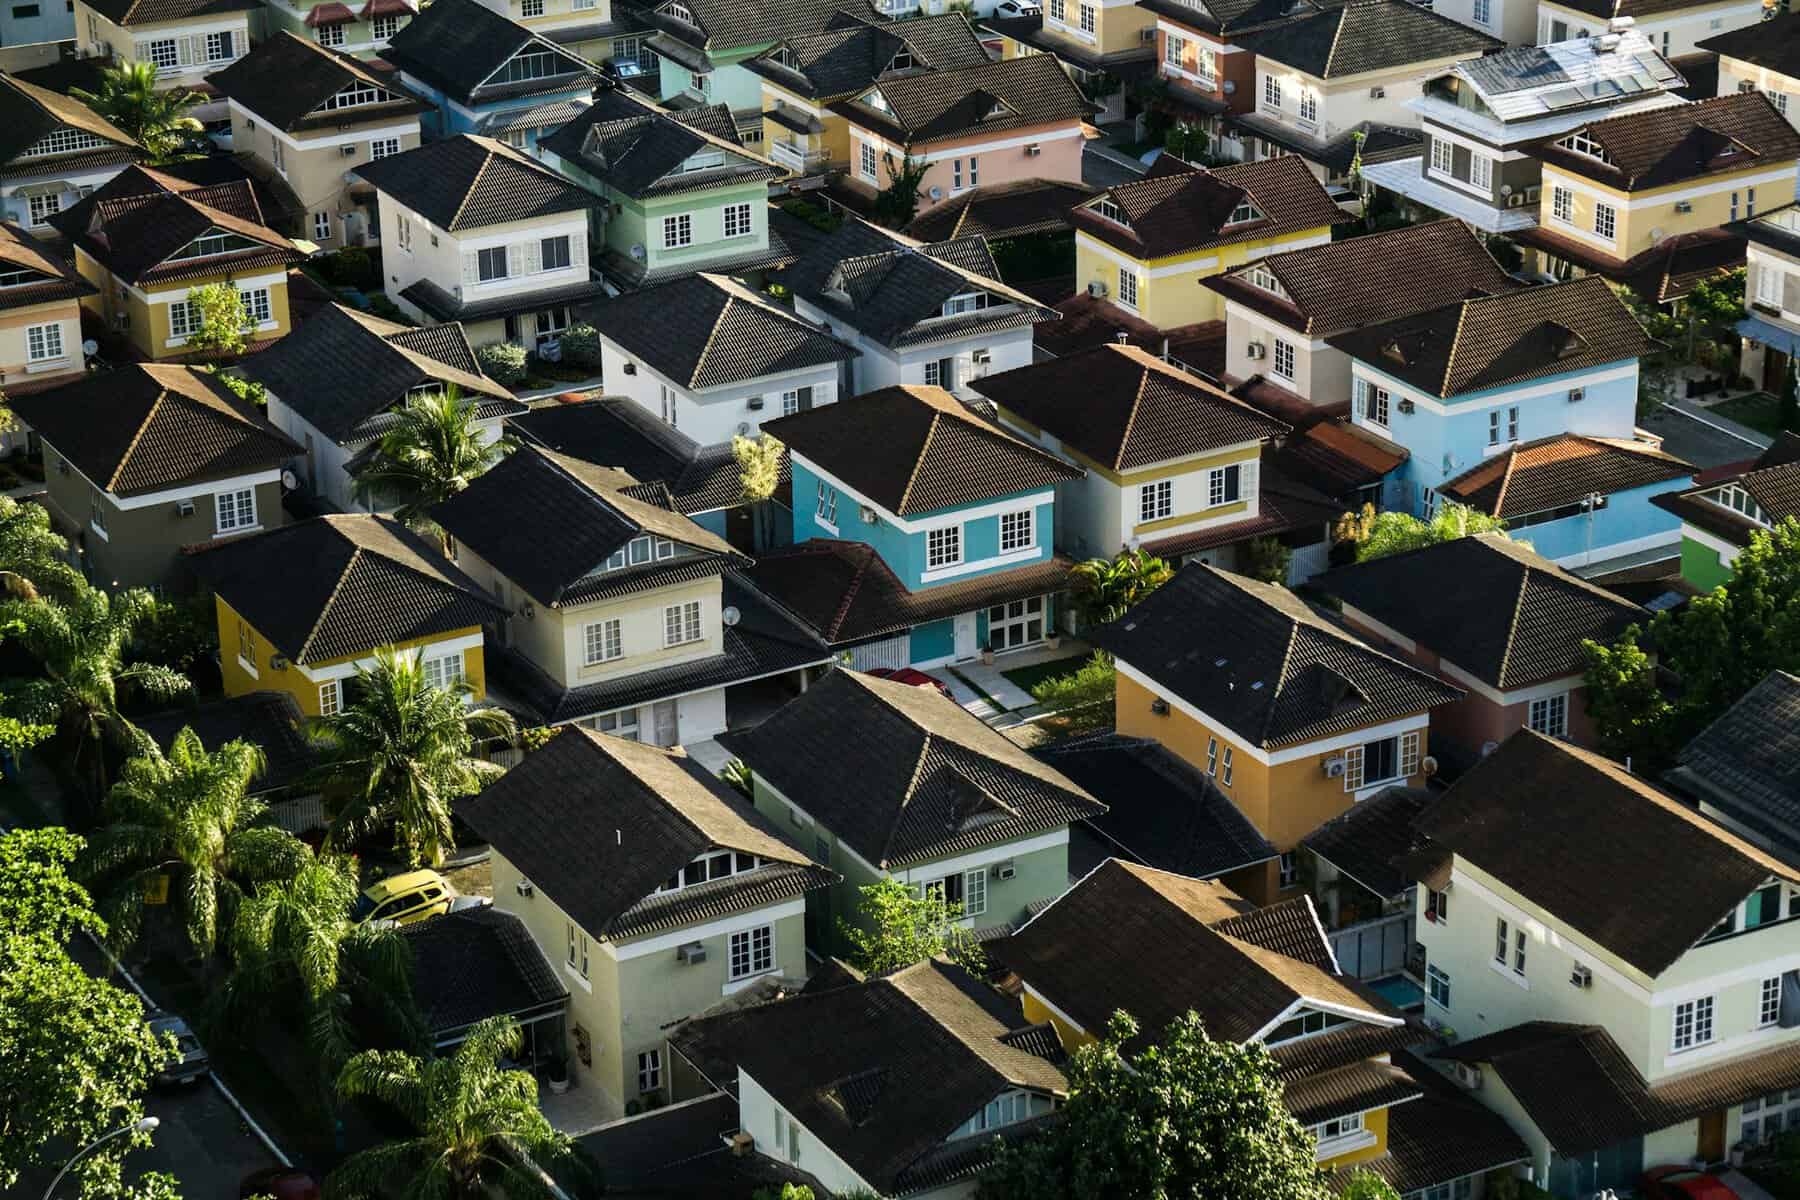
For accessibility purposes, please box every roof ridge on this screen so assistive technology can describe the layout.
[686,292,737,388]
[1320,5,1350,76]
[106,386,167,492]
[1112,354,1154,473]
[880,729,941,870]
[1495,563,1532,690]
[448,143,499,231]
[1439,293,1475,397]
[895,407,943,515]
[1258,616,1306,748]
[827,544,877,641]
[296,544,361,664]
[1488,448,1520,527]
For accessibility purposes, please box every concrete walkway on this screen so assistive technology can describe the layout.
[926,642,1090,723]
[514,375,605,403]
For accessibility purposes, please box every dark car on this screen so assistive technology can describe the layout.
[240,1168,321,1200]
[865,667,954,700]
[146,1010,209,1086]
[1640,1166,1742,1200]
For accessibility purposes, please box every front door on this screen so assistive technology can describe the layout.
[953,612,978,661]
[651,699,679,747]
[1698,1109,1727,1163]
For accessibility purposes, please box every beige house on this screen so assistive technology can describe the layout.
[1699,13,1800,133]
[0,222,95,412]
[73,0,257,121]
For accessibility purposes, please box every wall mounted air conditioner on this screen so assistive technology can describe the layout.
[996,861,1016,880]
[1024,143,1042,156]
[1246,341,1266,359]
[340,144,358,157]
[1450,1062,1483,1090]
[859,505,878,524]
[972,349,992,365]
[1369,85,1385,98]
[1568,387,1585,403]
[1570,964,1593,988]
[1322,755,1346,777]
[1088,280,1108,298]
[1398,398,1416,414]
[677,942,707,965]
[175,499,195,517]
[622,362,637,375]
[1675,200,1693,213]
[1149,697,1170,716]
[746,395,764,410]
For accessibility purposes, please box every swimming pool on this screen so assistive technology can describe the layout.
[1367,974,1424,1010]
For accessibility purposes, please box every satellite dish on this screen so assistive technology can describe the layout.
[722,605,740,627]
[1499,183,1513,197]
[1648,227,1666,245]
[928,185,943,200]
[280,469,300,490]
[80,338,98,357]
[630,243,646,260]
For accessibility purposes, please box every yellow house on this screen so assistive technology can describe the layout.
[1519,91,1800,298]
[58,162,303,362]
[191,514,503,717]
[1070,154,1345,329]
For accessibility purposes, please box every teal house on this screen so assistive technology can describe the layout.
[741,383,1082,669]
[718,668,1105,953]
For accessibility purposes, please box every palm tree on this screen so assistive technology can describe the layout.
[351,386,517,535]
[0,495,85,601]
[79,727,308,957]
[309,647,517,867]
[327,1017,595,1200]
[71,61,203,161]
[1069,548,1175,627]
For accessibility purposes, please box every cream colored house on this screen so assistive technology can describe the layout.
[470,0,648,68]
[1537,0,1763,58]
[0,222,94,409]
[983,0,1155,123]
[1700,13,1800,134]
[74,0,256,121]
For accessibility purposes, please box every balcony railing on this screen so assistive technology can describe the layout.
[769,140,832,173]
[1329,909,1415,981]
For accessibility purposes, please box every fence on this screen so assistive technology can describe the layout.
[1329,910,1415,980]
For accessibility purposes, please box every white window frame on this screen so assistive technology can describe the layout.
[204,30,234,61]
[1140,480,1172,523]
[662,212,693,249]
[860,141,878,181]
[215,485,257,534]
[319,679,342,717]
[728,924,774,980]
[999,509,1034,553]
[1594,202,1616,241]
[1263,74,1281,109]
[1118,265,1138,308]
[566,920,589,978]
[1672,996,1715,1052]
[25,321,62,363]
[1528,693,1568,738]
[1762,977,1783,1029]
[927,524,962,569]
[1427,963,1451,1008]
[370,137,401,159]
[1552,185,1573,224]
[26,193,60,227]
[313,211,333,241]
[421,649,465,691]
[315,22,345,46]
[637,1049,660,1092]
[663,600,703,647]
[1278,850,1297,887]
[1357,378,1389,429]
[963,867,988,917]
[722,201,752,239]
[584,618,623,666]
[1271,338,1295,382]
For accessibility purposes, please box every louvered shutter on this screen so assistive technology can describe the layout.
[506,242,524,277]
[461,252,478,286]
[1785,270,1800,316]
[1238,457,1257,503]
[178,35,198,65]
[570,230,586,266]
[522,238,541,275]
[797,385,813,412]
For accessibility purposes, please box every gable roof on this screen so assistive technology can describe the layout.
[1090,564,1464,750]
[379,0,597,102]
[1697,11,1800,77]
[137,691,317,796]
[746,13,991,101]
[1671,670,1800,860]
[638,0,879,55]
[1239,0,1503,79]
[400,905,567,1042]
[186,514,504,665]
[835,54,1089,147]
[762,383,1081,516]
[0,221,95,310]
[82,0,254,24]
[1530,91,1800,191]
[717,669,1104,869]
[11,365,299,498]
[973,342,1289,472]
[0,72,140,169]
[207,32,431,133]
[1136,0,1337,38]
[1440,30,1685,121]
[1071,155,1347,260]
[353,134,593,232]
[539,85,781,199]
[1650,431,1800,549]
[1419,731,1799,976]
[1439,433,1694,518]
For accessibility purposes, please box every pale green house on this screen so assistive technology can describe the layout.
[718,668,1106,955]
[1651,432,1800,593]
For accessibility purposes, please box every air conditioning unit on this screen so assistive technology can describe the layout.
[1568,386,1586,403]
[1370,85,1385,98]
[1450,1062,1483,1091]
[1398,398,1416,414]
[1506,192,1526,208]
[996,861,1016,880]
[1674,200,1693,213]
[1570,963,1593,988]
[1087,279,1108,298]
[972,348,992,365]
[1322,755,1347,777]
[1149,697,1170,716]
[268,654,290,671]
[1246,340,1266,359]
[746,395,764,410]
[859,504,878,524]
[1525,185,1541,202]
[1024,143,1042,156]
[174,499,195,516]
[340,144,358,157]
[516,877,535,897]
[622,362,638,375]
[677,942,708,965]
[1140,25,1156,39]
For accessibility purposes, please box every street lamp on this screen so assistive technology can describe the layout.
[41,1117,160,1200]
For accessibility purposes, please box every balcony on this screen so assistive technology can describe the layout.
[768,140,831,174]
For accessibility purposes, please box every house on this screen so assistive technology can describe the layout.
[1539,0,1764,60]
[1200,218,1516,413]
[137,691,324,832]
[262,0,416,59]
[975,342,1346,578]
[1298,782,1435,963]
[669,957,1070,1198]
[1650,432,1800,589]
[539,86,789,290]
[355,134,605,348]
[745,12,991,178]
[1137,0,1339,140]
[457,724,834,1119]
[979,0,1153,126]
[1358,30,1688,236]
[1667,670,1800,865]
[0,73,143,237]
[832,54,1092,210]
[718,668,1106,950]
[400,905,570,1052]
[54,163,303,361]
[1067,154,1346,329]
[1318,533,1645,763]
[467,0,649,70]
[1515,92,1800,296]
[247,303,524,514]
[11,364,299,593]
[1414,731,1800,1195]
[589,273,858,447]
[73,0,256,122]
[379,0,600,150]
[189,513,505,716]
[207,33,429,250]
[1088,563,1463,903]
[781,217,1058,400]
[1000,859,1532,1194]
[435,441,833,742]
[743,383,1082,666]
[0,222,95,403]
[1734,203,1800,390]
[1215,0,1504,185]
[1699,13,1800,134]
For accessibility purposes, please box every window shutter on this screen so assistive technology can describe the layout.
[523,238,541,274]
[461,252,478,285]
[570,230,586,265]
[1342,745,1363,791]
[506,242,524,277]
[1401,730,1421,778]
[797,385,813,411]
[1239,457,1257,500]
[179,36,198,65]
[1784,270,1800,315]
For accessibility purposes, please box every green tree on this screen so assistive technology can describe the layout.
[1068,548,1174,626]
[0,494,85,601]
[71,61,202,161]
[1613,270,1747,418]
[1334,501,1515,562]
[1242,536,1292,585]
[180,283,248,359]
[1340,1170,1402,1200]
[1579,625,1674,770]
[732,432,785,550]
[326,1016,595,1200]
[80,728,307,958]
[839,876,985,975]
[310,647,517,866]
[1029,652,1115,734]
[873,147,930,228]
[351,386,518,534]
[978,1011,1332,1200]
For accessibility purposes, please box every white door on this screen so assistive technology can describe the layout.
[651,699,679,747]
[953,612,978,661]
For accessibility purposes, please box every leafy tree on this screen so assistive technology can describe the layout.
[326,1016,595,1200]
[80,728,307,957]
[1333,501,1514,562]
[873,146,930,227]
[839,876,985,975]
[978,1011,1332,1200]
[208,367,267,409]
[1029,652,1115,734]
[71,61,202,161]
[1242,536,1292,585]
[1069,548,1174,627]
[1781,355,1798,436]
[1613,270,1748,418]
[1163,122,1207,162]
[0,494,85,601]
[310,647,517,867]
[180,283,249,359]
[721,756,754,799]
[475,342,528,387]
[126,594,218,677]
[1340,1171,1402,1200]
[1578,625,1674,770]
[0,714,52,754]
[352,386,517,534]
[732,432,784,550]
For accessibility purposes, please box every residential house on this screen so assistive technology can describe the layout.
[1699,13,1800,135]
[0,222,95,404]
[1650,432,1800,589]
[1415,731,1800,1195]
[1318,533,1645,762]
[1540,0,1764,59]
[458,723,834,1118]
[189,513,504,716]
[1088,563,1463,903]
[743,383,1082,666]
[782,217,1058,400]
[1001,859,1531,1194]
[137,691,324,833]
[746,13,991,177]
[54,163,303,361]
[979,0,1154,125]
[401,905,569,1053]
[1067,154,1346,329]
[669,958,1070,1198]
[379,0,600,150]
[1734,202,1800,389]
[538,86,790,290]
[11,364,299,593]
[1667,670,1800,865]
[247,304,524,514]
[1138,0,1332,138]
[73,0,255,124]
[832,54,1092,210]
[719,667,1106,951]
[263,0,416,59]
[468,0,649,69]
[434,441,833,742]
[1516,92,1800,296]
[0,73,143,237]
[589,273,858,446]
[2,0,72,44]
[1358,30,1688,236]
[1200,217,1516,412]
[355,134,606,347]
[975,342,1345,579]
[208,33,429,250]
[902,177,1098,243]
[1298,783,1435,969]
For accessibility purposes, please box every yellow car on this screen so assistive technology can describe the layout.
[351,869,454,926]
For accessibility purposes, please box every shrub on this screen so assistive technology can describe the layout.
[325,247,373,288]
[559,322,603,369]
[476,341,529,386]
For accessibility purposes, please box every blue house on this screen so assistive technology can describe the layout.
[380,0,599,153]
[1326,276,1696,570]
[740,384,1082,668]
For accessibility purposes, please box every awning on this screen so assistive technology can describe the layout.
[361,0,416,15]
[11,180,73,198]
[304,2,355,25]
[1739,313,1800,357]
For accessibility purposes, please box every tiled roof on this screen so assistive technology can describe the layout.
[540,86,781,200]
[1070,155,1346,261]
[1517,222,1745,302]
[0,72,140,169]
[1138,464,1343,560]
[1697,11,1800,76]
[1319,533,1644,690]
[1565,0,1781,28]
[354,134,591,232]
[0,221,94,311]
[1652,433,1800,548]
[1438,434,1694,518]
[637,0,879,56]
[1449,31,1683,117]
[831,53,1089,147]
[1089,564,1463,750]
[1300,785,1435,900]
[1671,670,1800,857]
[1239,0,1502,78]
[207,33,430,132]
[185,514,504,665]
[400,906,567,1039]
[1274,419,1410,498]
[1270,1019,1420,1083]
[746,13,991,102]
[904,178,1097,242]
[1202,220,1516,337]
[1531,91,1800,191]
[1342,1050,1532,1195]
[1221,114,1420,177]
[1418,731,1799,977]
[136,692,317,796]
[380,0,596,101]
[1032,296,1227,375]
[1136,0,1336,37]
[12,365,299,498]
[83,0,255,23]
[1284,1059,1421,1126]
[974,342,1288,471]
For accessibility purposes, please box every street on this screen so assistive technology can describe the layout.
[127,1081,283,1199]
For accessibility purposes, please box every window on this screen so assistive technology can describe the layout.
[1314,1112,1362,1143]
[1758,976,1786,1030]
[781,389,800,416]
[927,525,962,569]
[215,486,256,533]
[1494,916,1508,964]
[1470,152,1492,190]
[1298,90,1317,124]
[1271,338,1295,381]
[663,601,703,647]
[637,1050,660,1092]
[1552,186,1572,223]
[860,141,879,181]
[658,384,678,428]
[1749,186,1758,218]
[421,651,464,690]
[1078,2,1094,32]
[1429,137,1454,175]
[319,680,341,716]
[969,155,979,187]
[815,481,837,527]
[477,246,508,281]
[1165,33,1184,67]
[240,287,272,326]
[1757,264,1785,309]
[999,509,1034,552]
[1489,406,1519,445]
[595,707,639,739]
[1278,851,1298,887]
[1358,378,1389,428]
[540,235,571,270]
[1206,737,1218,776]
[204,30,233,60]
[729,924,773,979]
[521,0,544,13]
[1472,0,1489,23]
[662,212,693,248]
[371,13,400,38]
[1513,926,1527,974]
[566,921,588,978]
[315,22,344,45]
[1222,747,1234,786]
[722,202,752,239]
[1343,733,1412,790]
[1594,202,1616,240]
[1094,197,1126,225]
[1264,74,1281,109]
[238,620,253,665]
[963,868,988,917]
[1672,996,1716,1051]
[1048,0,1063,20]
[1115,264,1141,308]
[370,137,401,159]
[25,321,61,362]
[1207,463,1241,508]
[313,211,332,241]
[1529,693,1568,738]
[495,48,564,83]
[1425,887,1448,923]
[689,70,710,96]
[1427,963,1451,1008]
[953,158,963,190]
[1140,480,1171,522]
[26,193,59,226]
[168,300,196,339]
[584,619,622,665]
[273,138,285,173]
[145,37,178,67]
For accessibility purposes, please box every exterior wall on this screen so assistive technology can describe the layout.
[1249,56,1477,178]
[228,100,422,248]
[1680,526,1739,591]
[654,47,766,116]
[78,248,291,361]
[541,157,771,285]
[1538,158,1796,267]
[1434,0,1534,51]
[1031,0,1155,58]
[1,152,136,236]
[74,4,251,91]
[760,82,850,170]
[264,399,507,514]
[1154,25,1256,116]
[794,295,1036,401]
[1718,57,1800,132]
[844,119,1086,210]
[262,2,413,58]
[1073,224,1331,329]
[1511,478,1688,568]
[1223,299,1344,403]
[1420,123,1541,212]
[1,0,72,44]
[594,336,838,446]
[1538,0,1763,57]
[738,1071,877,1195]
[0,297,86,395]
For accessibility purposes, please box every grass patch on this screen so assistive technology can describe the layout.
[1709,391,1786,438]
[1000,653,1089,694]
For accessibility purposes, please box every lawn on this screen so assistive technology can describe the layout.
[1000,653,1091,696]
[1708,391,1786,438]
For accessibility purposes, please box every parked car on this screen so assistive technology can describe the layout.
[1640,1166,1742,1200]
[865,667,954,700]
[146,1010,209,1086]
[351,869,455,927]
[993,0,1042,14]
[239,1167,321,1200]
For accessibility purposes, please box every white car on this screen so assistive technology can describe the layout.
[994,0,1042,15]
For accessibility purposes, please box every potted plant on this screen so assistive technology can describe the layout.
[1730,1142,1747,1168]
[1045,628,1062,650]
[979,640,995,666]
[547,1055,570,1095]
